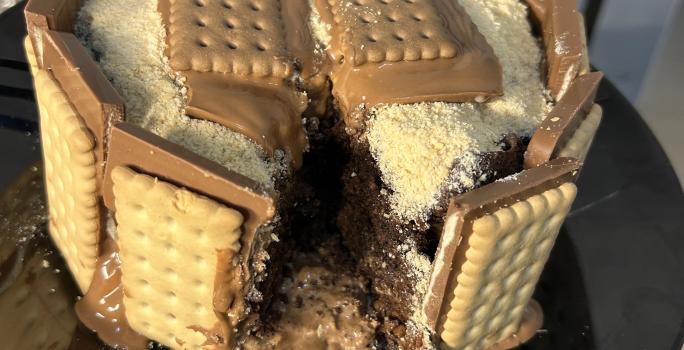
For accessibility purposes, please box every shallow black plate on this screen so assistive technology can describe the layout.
[1,2,683,349]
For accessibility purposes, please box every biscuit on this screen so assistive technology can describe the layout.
[165,0,293,78]
[557,104,602,161]
[32,69,101,293]
[439,182,577,349]
[317,0,503,113]
[111,166,245,348]
[327,0,460,65]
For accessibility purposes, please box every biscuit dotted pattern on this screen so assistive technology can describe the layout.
[112,166,244,348]
[34,70,100,293]
[167,0,293,78]
[0,253,77,350]
[440,183,577,350]
[328,0,460,65]
[557,104,602,162]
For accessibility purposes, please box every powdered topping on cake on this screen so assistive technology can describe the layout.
[366,0,551,220]
[75,0,281,189]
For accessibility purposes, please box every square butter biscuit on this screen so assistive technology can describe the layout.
[112,166,244,348]
[29,33,101,292]
[439,183,577,349]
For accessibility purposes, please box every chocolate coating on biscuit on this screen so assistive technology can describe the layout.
[41,30,125,185]
[544,0,585,99]
[314,0,503,121]
[423,158,582,330]
[525,72,603,168]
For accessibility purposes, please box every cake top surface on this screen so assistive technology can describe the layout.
[75,0,282,189]
[365,0,551,221]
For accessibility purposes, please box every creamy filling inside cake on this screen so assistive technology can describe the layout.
[75,0,284,189]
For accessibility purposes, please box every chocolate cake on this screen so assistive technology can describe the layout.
[23,0,603,348]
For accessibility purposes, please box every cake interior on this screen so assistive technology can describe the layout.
[66,0,557,348]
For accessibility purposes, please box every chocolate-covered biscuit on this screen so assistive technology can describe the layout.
[424,158,581,349]
[525,72,603,168]
[42,30,125,183]
[315,0,503,118]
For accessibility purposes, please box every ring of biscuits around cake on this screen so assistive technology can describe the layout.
[23,0,604,348]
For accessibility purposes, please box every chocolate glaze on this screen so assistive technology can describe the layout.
[41,30,125,185]
[183,72,308,167]
[525,72,603,168]
[424,158,582,330]
[75,238,149,350]
[281,0,327,87]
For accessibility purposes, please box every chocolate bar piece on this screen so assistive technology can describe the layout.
[42,30,125,184]
[24,0,83,67]
[158,0,309,166]
[423,158,581,348]
[544,0,584,99]
[525,72,603,168]
[103,122,275,237]
[315,0,503,118]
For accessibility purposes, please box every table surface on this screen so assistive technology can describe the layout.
[1,3,683,350]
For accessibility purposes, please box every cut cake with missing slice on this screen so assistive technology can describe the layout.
[24,0,603,348]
